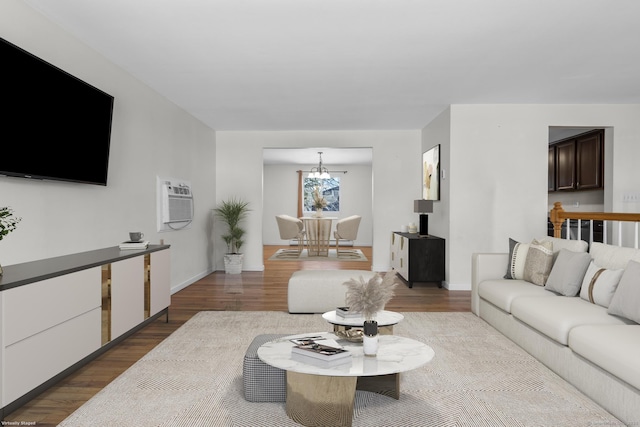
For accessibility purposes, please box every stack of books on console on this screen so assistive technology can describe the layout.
[336,306,362,319]
[119,240,150,250]
[290,338,352,367]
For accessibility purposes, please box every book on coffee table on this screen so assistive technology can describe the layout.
[289,336,324,346]
[336,306,361,318]
[291,342,351,361]
[290,336,342,347]
[291,351,352,368]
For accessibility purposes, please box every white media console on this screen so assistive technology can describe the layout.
[0,245,171,417]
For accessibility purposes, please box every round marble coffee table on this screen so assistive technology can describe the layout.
[257,332,434,427]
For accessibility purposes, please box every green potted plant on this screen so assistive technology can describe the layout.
[0,207,22,276]
[214,197,250,274]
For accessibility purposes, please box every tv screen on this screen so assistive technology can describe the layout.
[0,37,114,186]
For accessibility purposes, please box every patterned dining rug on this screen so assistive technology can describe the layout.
[60,311,623,427]
[268,248,368,261]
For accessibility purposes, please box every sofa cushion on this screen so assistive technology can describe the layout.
[510,296,630,345]
[504,238,530,279]
[590,242,640,270]
[579,261,623,308]
[569,325,640,391]
[545,249,592,296]
[608,260,640,324]
[523,239,554,286]
[478,279,554,313]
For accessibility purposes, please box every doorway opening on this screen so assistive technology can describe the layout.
[262,147,373,267]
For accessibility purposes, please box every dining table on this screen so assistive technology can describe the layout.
[300,216,337,256]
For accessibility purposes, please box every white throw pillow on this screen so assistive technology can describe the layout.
[608,260,640,323]
[580,260,624,308]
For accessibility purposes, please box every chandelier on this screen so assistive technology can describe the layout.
[308,151,331,179]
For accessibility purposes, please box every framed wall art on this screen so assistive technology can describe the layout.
[422,144,440,200]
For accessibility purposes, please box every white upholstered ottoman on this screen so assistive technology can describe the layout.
[287,269,376,313]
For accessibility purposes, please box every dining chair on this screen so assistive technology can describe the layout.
[275,215,306,257]
[333,215,361,258]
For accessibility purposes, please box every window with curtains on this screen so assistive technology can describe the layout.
[303,177,340,214]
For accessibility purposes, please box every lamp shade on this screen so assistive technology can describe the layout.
[414,199,433,213]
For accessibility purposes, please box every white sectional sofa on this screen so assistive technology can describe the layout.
[472,236,640,425]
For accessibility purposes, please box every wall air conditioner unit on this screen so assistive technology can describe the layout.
[161,180,194,223]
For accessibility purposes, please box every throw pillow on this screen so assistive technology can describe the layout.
[538,236,588,263]
[607,260,640,323]
[545,249,592,296]
[504,238,530,279]
[579,260,624,308]
[523,239,554,286]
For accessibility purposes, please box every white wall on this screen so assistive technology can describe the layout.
[0,0,217,293]
[548,190,604,213]
[423,104,640,290]
[263,162,373,246]
[421,108,451,286]
[215,131,422,272]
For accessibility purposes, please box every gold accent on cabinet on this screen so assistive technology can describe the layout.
[101,264,111,345]
[144,254,151,319]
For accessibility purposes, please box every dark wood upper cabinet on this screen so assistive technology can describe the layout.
[576,131,603,190]
[548,145,556,191]
[555,140,576,191]
[549,129,604,192]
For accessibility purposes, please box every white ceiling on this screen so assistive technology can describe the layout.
[23,0,640,132]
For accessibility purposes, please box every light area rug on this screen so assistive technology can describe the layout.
[268,248,368,261]
[60,311,623,427]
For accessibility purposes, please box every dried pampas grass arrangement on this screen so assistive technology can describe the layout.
[343,271,400,319]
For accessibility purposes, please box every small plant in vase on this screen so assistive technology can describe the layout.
[312,186,327,217]
[343,271,399,356]
[0,207,22,276]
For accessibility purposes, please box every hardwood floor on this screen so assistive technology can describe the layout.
[3,245,470,426]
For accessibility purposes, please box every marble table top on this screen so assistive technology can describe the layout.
[322,310,405,327]
[257,332,434,377]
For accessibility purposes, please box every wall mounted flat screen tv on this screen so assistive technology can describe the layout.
[0,37,114,186]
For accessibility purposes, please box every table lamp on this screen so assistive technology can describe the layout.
[414,200,433,236]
